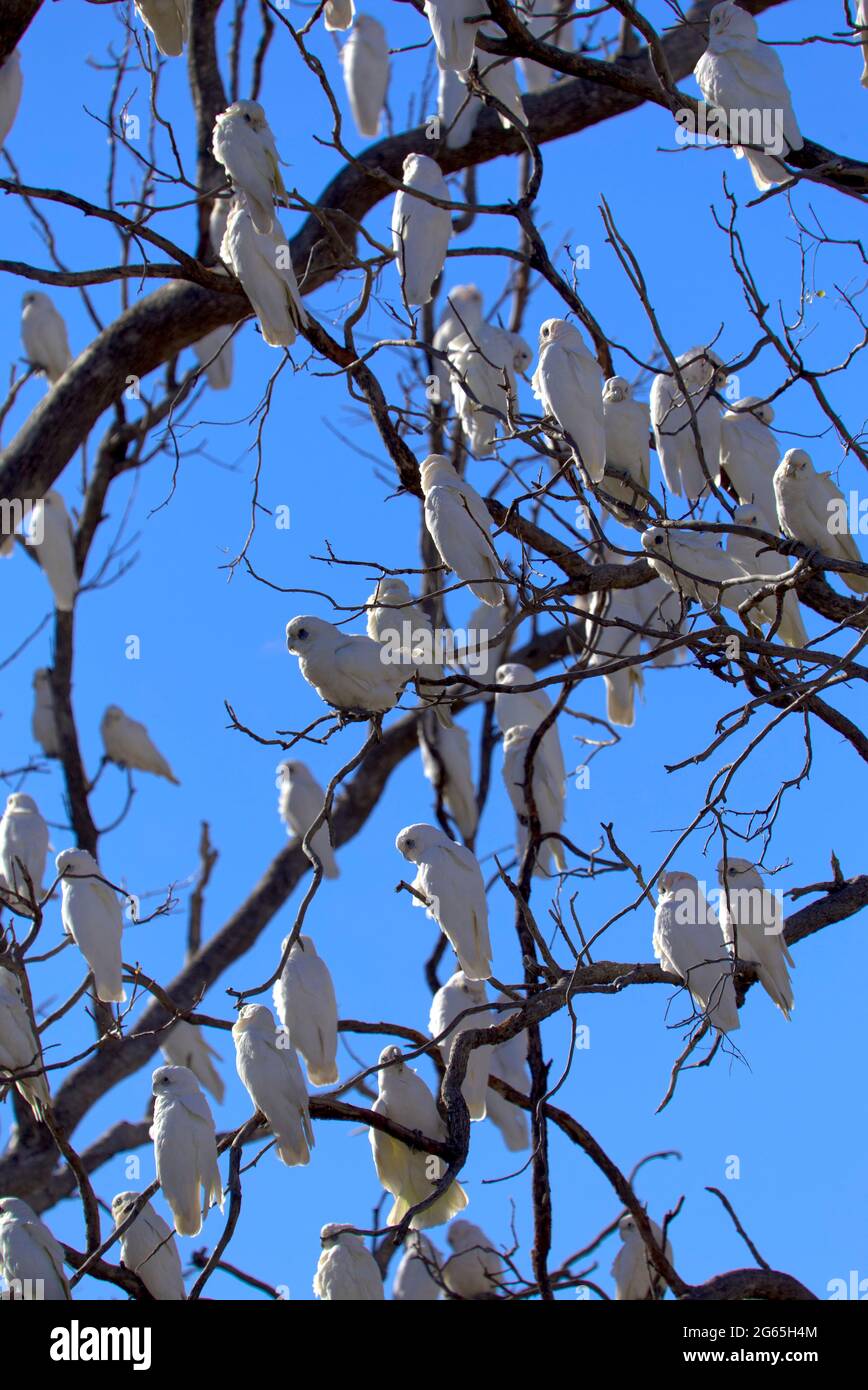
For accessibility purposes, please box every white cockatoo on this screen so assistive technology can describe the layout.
[392,1232,443,1300]
[717,858,795,1019]
[395,823,492,980]
[532,318,606,481]
[720,397,779,515]
[652,870,740,1033]
[392,154,452,307]
[233,1005,314,1166]
[100,705,180,784]
[313,1225,384,1300]
[600,376,651,513]
[31,669,60,758]
[160,1020,225,1105]
[471,28,526,128]
[650,349,726,501]
[370,1045,468,1229]
[212,100,285,234]
[443,1219,503,1298]
[424,0,480,71]
[429,971,494,1121]
[773,449,868,594]
[111,1192,186,1300]
[56,848,126,1004]
[501,723,566,876]
[486,995,529,1151]
[21,292,72,385]
[641,526,775,623]
[450,326,532,456]
[437,57,483,150]
[0,965,50,1121]
[694,1,803,190]
[726,503,807,648]
[575,584,646,728]
[134,0,189,56]
[494,661,566,789]
[857,0,868,86]
[286,614,408,716]
[517,0,572,91]
[612,1213,673,1301]
[324,0,355,30]
[220,201,308,348]
[340,15,389,138]
[466,600,510,678]
[366,576,454,726]
[432,283,484,401]
[151,1064,224,1237]
[277,761,339,879]
[29,491,78,611]
[0,793,48,902]
[0,1198,70,1301]
[192,325,233,390]
[0,49,22,148]
[209,194,232,260]
[272,934,339,1087]
[418,714,478,842]
[420,453,504,607]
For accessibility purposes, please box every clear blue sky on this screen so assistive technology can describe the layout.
[1,1,865,1300]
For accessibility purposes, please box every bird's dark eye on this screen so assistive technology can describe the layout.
[243,114,251,123]
[297,627,308,640]
[406,839,415,849]
[654,536,663,546]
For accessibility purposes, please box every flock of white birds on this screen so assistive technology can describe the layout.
[1,0,866,1301]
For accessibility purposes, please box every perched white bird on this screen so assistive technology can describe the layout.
[726,503,807,648]
[0,793,48,903]
[134,0,189,56]
[340,15,389,139]
[101,705,180,784]
[272,934,339,1087]
[429,971,494,1120]
[277,761,339,878]
[212,100,285,234]
[370,1045,468,1229]
[324,0,355,30]
[466,600,510,677]
[0,49,22,148]
[485,1082,529,1151]
[393,1232,443,1300]
[437,57,483,150]
[29,491,77,611]
[450,327,531,456]
[0,965,50,1120]
[494,661,566,790]
[286,614,408,716]
[161,1020,225,1105]
[111,1192,186,1300]
[31,668,60,758]
[773,449,868,594]
[518,1,572,91]
[720,397,779,514]
[21,292,72,385]
[471,27,526,128]
[443,1219,503,1298]
[56,847,126,1004]
[392,154,452,307]
[612,1213,673,1301]
[313,1225,384,1300]
[420,454,504,607]
[396,823,492,980]
[532,318,605,481]
[575,585,646,728]
[151,1064,223,1236]
[694,1,803,190]
[432,284,484,401]
[717,858,795,1019]
[601,376,651,513]
[208,194,232,262]
[652,870,740,1033]
[0,1198,70,1301]
[366,576,454,726]
[650,349,725,501]
[857,0,868,87]
[502,723,566,876]
[486,996,529,1151]
[220,200,308,348]
[192,325,233,390]
[418,714,478,842]
[424,0,480,71]
[233,1004,314,1166]
[641,526,775,623]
